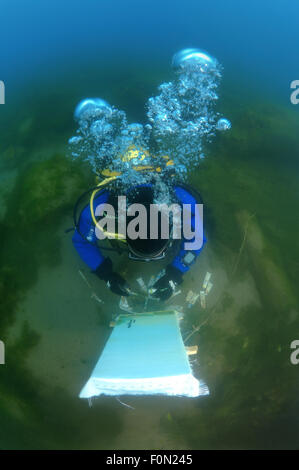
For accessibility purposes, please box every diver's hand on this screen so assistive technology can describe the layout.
[94,258,130,296]
[106,272,130,296]
[152,265,183,301]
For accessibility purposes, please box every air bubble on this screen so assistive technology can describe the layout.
[74,98,111,122]
[216,118,232,131]
[172,48,217,71]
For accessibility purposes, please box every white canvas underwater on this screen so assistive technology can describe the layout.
[79,310,209,398]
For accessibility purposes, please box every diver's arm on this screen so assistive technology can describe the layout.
[170,186,206,275]
[153,187,206,300]
[170,216,206,274]
[72,203,105,271]
[72,193,129,296]
[153,234,206,301]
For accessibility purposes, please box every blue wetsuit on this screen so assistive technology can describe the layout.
[72,185,206,275]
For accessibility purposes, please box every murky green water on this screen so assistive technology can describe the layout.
[0,63,299,449]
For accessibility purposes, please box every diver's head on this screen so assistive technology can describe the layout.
[125,186,173,261]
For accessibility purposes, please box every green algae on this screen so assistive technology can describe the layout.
[0,146,121,448]
[177,97,299,449]
[17,154,88,228]
[0,151,92,333]
[236,210,297,312]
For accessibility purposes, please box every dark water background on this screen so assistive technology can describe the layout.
[0,0,299,449]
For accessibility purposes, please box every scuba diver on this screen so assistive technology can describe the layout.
[70,49,230,301]
[72,170,206,302]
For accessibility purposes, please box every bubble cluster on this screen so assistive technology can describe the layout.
[68,49,231,202]
[147,48,231,176]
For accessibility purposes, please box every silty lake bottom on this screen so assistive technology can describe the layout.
[0,61,299,450]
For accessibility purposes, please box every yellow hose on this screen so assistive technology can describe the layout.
[89,176,127,242]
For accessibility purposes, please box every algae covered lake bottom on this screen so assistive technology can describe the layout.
[0,64,299,450]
